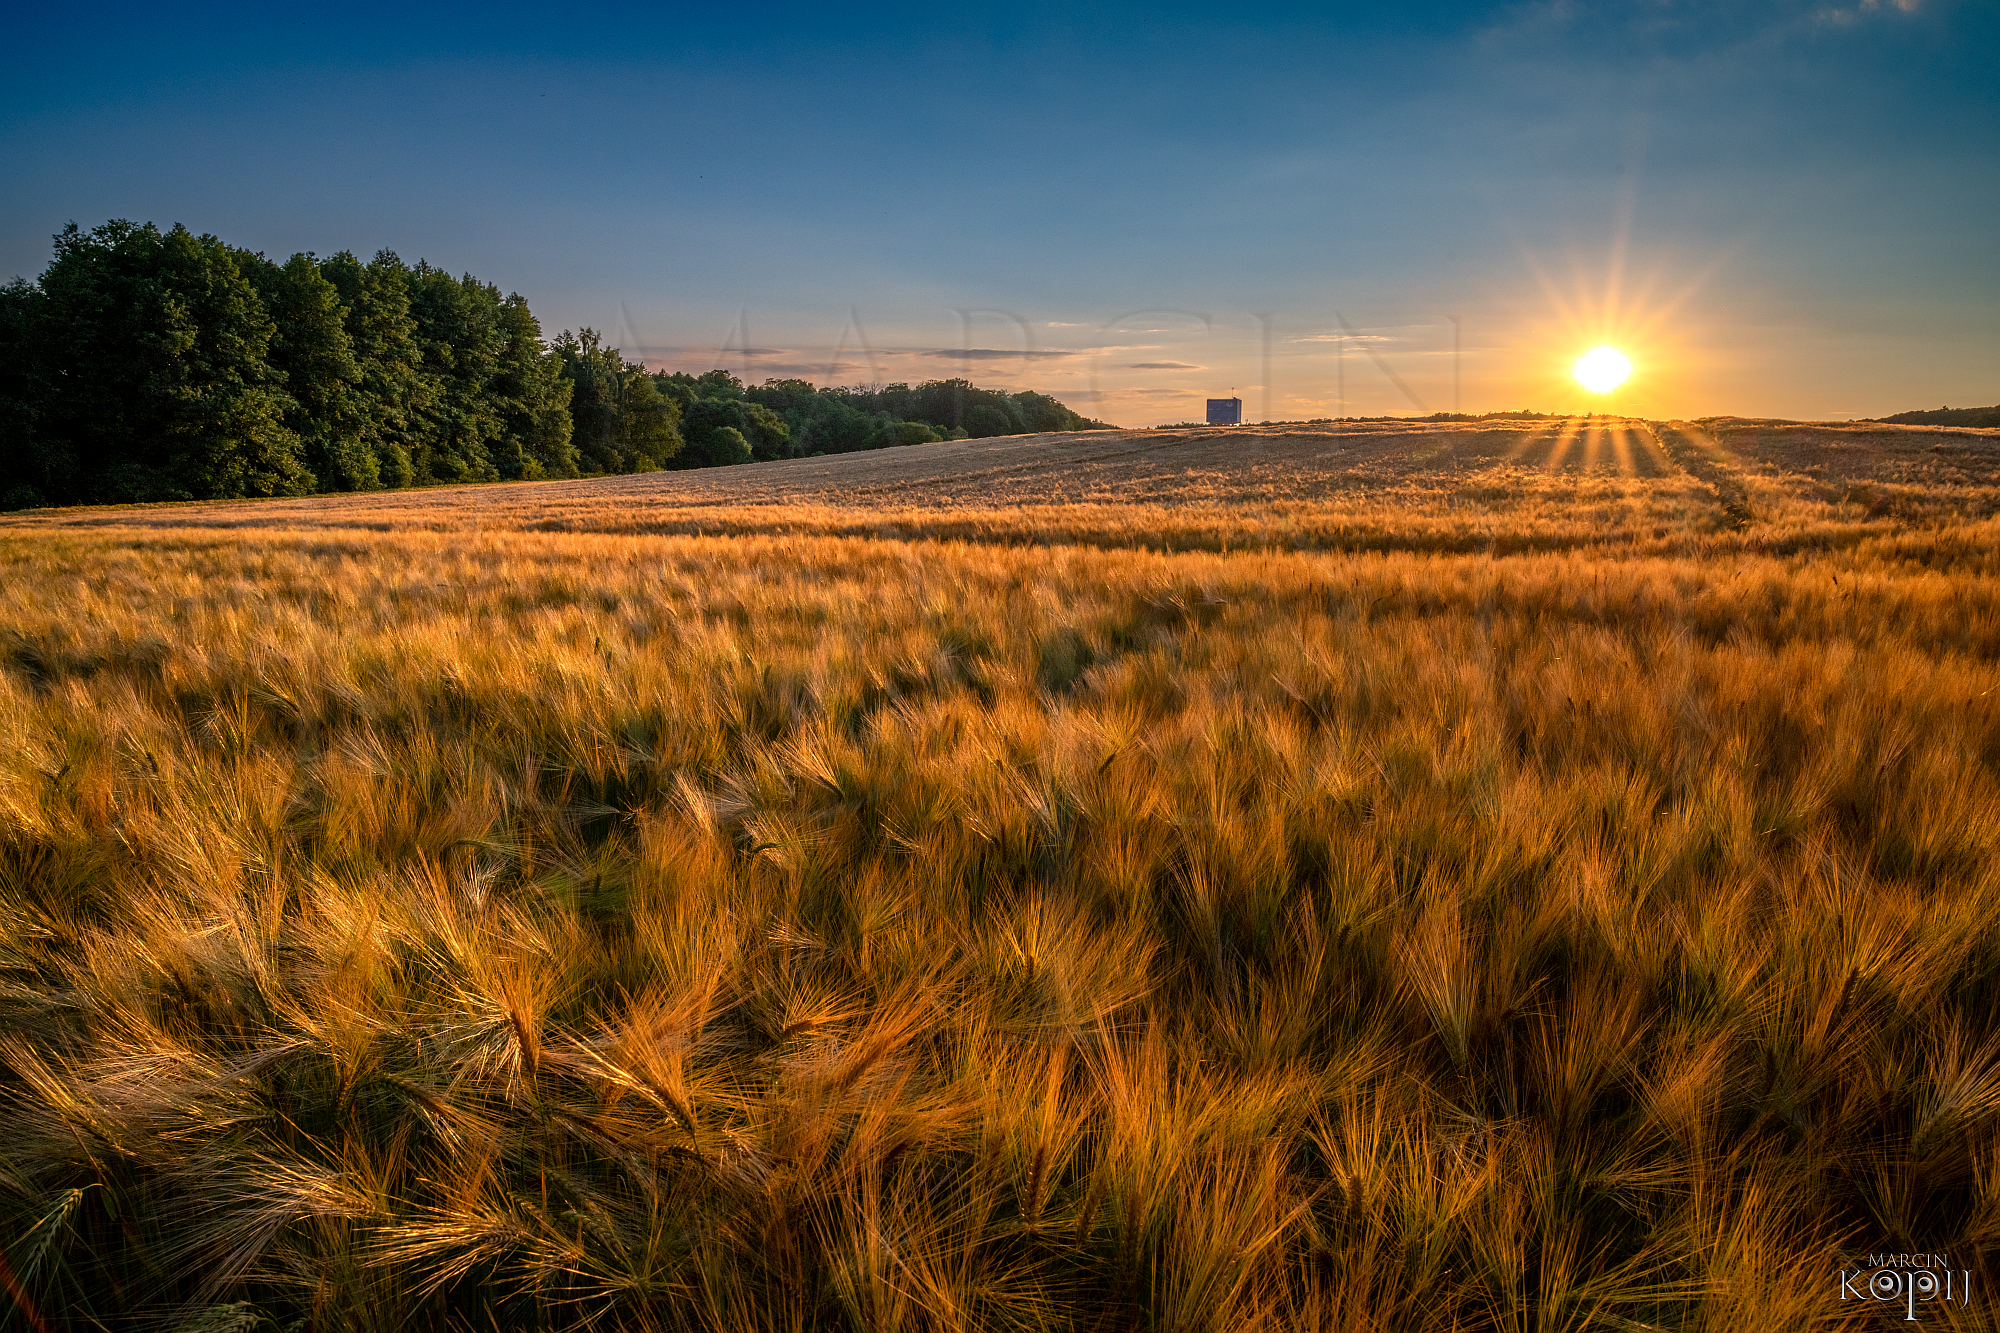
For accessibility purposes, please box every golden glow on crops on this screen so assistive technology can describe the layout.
[2,419,1995,1329]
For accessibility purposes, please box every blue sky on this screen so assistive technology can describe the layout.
[4,1,1994,423]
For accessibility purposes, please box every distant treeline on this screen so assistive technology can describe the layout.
[1153,410,1566,428]
[0,220,1107,510]
[1873,404,2000,428]
[662,371,1109,471]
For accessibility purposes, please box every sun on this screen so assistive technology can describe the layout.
[1574,347,1631,394]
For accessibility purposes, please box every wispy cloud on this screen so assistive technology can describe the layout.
[1816,0,1920,24]
[1060,386,1195,398]
[1126,361,1202,370]
[927,348,1075,360]
[742,362,849,377]
[628,344,794,360]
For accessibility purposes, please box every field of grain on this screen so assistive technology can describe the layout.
[4,418,2000,1331]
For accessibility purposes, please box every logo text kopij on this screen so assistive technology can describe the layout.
[1839,1254,1972,1322]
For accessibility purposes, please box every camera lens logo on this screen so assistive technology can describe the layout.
[1839,1254,1972,1322]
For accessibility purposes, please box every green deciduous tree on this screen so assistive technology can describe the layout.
[406,264,506,484]
[618,368,683,469]
[0,277,55,507]
[881,419,942,447]
[241,250,376,490]
[31,220,312,502]
[559,329,624,473]
[493,294,578,480]
[702,425,751,465]
[663,371,791,465]
[557,329,682,474]
[319,250,430,489]
[966,403,1018,438]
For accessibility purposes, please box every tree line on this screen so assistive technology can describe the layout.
[0,220,1108,510]
[1875,404,2000,428]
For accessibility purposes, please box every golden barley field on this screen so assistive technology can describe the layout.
[4,416,2000,1331]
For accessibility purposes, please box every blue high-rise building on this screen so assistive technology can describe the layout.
[1206,397,1243,426]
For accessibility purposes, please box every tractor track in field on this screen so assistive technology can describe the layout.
[1647,421,1755,528]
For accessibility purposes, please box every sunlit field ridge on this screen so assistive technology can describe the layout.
[3,416,2000,1331]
